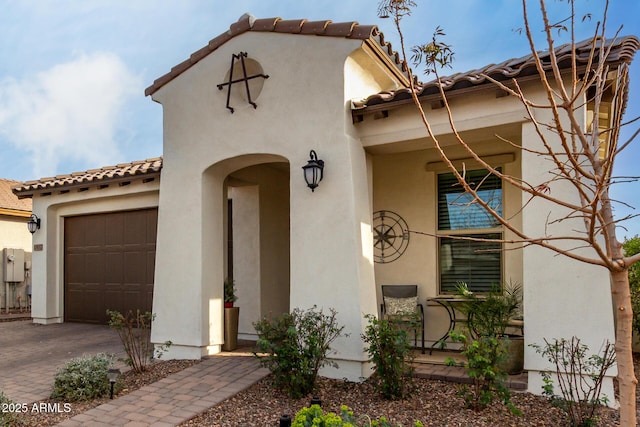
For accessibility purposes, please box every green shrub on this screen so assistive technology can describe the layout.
[455,281,522,338]
[531,337,616,427]
[292,404,424,427]
[447,331,518,413]
[51,353,117,401]
[362,313,415,400]
[0,390,21,426]
[442,282,521,414]
[107,309,171,373]
[253,306,344,398]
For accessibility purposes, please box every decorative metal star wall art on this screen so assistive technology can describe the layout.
[373,210,410,263]
[217,52,269,113]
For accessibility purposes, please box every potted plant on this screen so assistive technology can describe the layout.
[454,281,524,375]
[223,277,239,351]
[224,277,237,308]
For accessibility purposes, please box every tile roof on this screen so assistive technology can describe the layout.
[144,14,410,97]
[354,35,640,111]
[12,157,162,199]
[0,179,32,213]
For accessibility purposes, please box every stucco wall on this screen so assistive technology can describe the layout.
[149,32,393,380]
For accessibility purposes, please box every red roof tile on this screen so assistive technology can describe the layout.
[144,14,409,97]
[12,158,162,199]
[299,20,332,35]
[354,35,640,111]
[273,19,306,34]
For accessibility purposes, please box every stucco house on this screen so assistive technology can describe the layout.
[1,178,32,313]
[12,14,639,397]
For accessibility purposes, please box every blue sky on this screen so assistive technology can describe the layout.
[0,0,638,237]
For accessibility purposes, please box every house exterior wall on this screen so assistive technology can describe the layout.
[518,86,616,397]
[354,77,615,397]
[28,181,159,324]
[149,32,396,380]
[0,215,32,311]
[371,142,524,346]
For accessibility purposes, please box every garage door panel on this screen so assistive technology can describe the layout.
[105,215,124,246]
[65,208,157,324]
[66,288,101,323]
[146,210,158,243]
[85,253,105,281]
[105,252,124,283]
[146,252,156,279]
[124,251,146,283]
[104,289,122,312]
[124,211,148,244]
[83,216,107,247]
[65,254,86,283]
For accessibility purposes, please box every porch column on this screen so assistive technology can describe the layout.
[289,137,378,382]
[31,207,61,324]
[151,166,226,358]
[520,121,616,399]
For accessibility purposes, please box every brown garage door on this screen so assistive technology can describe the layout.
[64,208,157,324]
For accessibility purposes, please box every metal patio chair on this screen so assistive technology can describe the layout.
[380,284,425,354]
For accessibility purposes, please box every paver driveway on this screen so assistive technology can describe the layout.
[0,320,270,426]
[0,320,127,403]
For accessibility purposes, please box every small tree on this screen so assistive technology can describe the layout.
[377,0,639,424]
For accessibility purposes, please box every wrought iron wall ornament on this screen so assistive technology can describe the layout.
[217,52,269,113]
[373,210,410,263]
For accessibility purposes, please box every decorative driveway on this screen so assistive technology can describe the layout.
[0,320,128,403]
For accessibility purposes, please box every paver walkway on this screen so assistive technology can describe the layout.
[57,355,269,427]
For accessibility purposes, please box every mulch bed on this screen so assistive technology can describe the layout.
[180,373,620,426]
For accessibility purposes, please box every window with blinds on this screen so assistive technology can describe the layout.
[437,169,502,230]
[437,168,503,293]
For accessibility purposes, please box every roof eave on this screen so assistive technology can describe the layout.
[13,170,161,200]
[145,14,411,97]
[0,207,31,218]
[353,35,640,118]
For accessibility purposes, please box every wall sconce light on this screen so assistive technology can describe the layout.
[107,368,121,399]
[27,214,40,234]
[302,150,324,192]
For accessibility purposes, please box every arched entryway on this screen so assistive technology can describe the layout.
[202,154,290,345]
[225,160,290,338]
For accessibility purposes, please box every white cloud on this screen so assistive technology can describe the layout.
[0,52,141,178]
